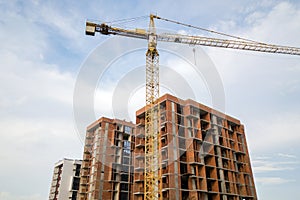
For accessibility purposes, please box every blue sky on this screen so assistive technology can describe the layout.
[1,0,300,199]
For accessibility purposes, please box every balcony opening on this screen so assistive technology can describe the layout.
[177,104,183,115]
[119,192,129,200]
[224,170,229,181]
[178,126,185,137]
[226,182,230,193]
[161,135,167,147]
[179,137,186,149]
[180,163,188,174]
[121,174,129,182]
[180,151,187,162]
[182,191,189,200]
[123,134,129,141]
[162,191,169,199]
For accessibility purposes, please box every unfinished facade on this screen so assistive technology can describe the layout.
[49,158,82,200]
[77,117,135,200]
[133,94,257,200]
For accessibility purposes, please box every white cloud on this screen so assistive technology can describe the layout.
[0,2,75,109]
[0,117,82,198]
[0,52,74,114]
[248,2,300,44]
[207,1,300,82]
[252,153,298,189]
[0,1,83,198]
[253,161,297,173]
[0,14,47,62]
[247,113,300,151]
[278,153,297,159]
[0,192,44,200]
[255,177,295,185]
[253,161,296,173]
[94,87,115,117]
[36,2,82,43]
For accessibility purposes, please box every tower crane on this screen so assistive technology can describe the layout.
[85,14,300,200]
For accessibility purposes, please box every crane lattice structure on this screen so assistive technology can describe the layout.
[85,14,300,200]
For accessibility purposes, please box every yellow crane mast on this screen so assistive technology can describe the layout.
[144,15,161,200]
[85,14,300,200]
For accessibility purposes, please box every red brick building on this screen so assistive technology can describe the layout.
[133,94,257,200]
[78,94,257,200]
[77,117,135,200]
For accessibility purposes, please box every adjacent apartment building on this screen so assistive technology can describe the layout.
[49,158,82,200]
[77,117,135,200]
[76,94,257,200]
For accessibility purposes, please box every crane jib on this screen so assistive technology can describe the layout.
[86,21,300,56]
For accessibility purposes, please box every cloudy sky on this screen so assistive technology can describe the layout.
[1,0,300,199]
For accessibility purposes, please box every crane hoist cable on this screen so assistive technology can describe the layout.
[107,15,149,26]
[153,15,266,44]
[88,15,149,29]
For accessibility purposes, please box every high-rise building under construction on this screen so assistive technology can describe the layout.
[133,94,257,200]
[78,94,257,200]
[77,117,135,200]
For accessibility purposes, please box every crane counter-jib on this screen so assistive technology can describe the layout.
[86,21,148,39]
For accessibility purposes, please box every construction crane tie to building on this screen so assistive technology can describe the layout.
[85,14,300,200]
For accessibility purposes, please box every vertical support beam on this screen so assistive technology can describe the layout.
[145,48,161,200]
[144,14,161,200]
